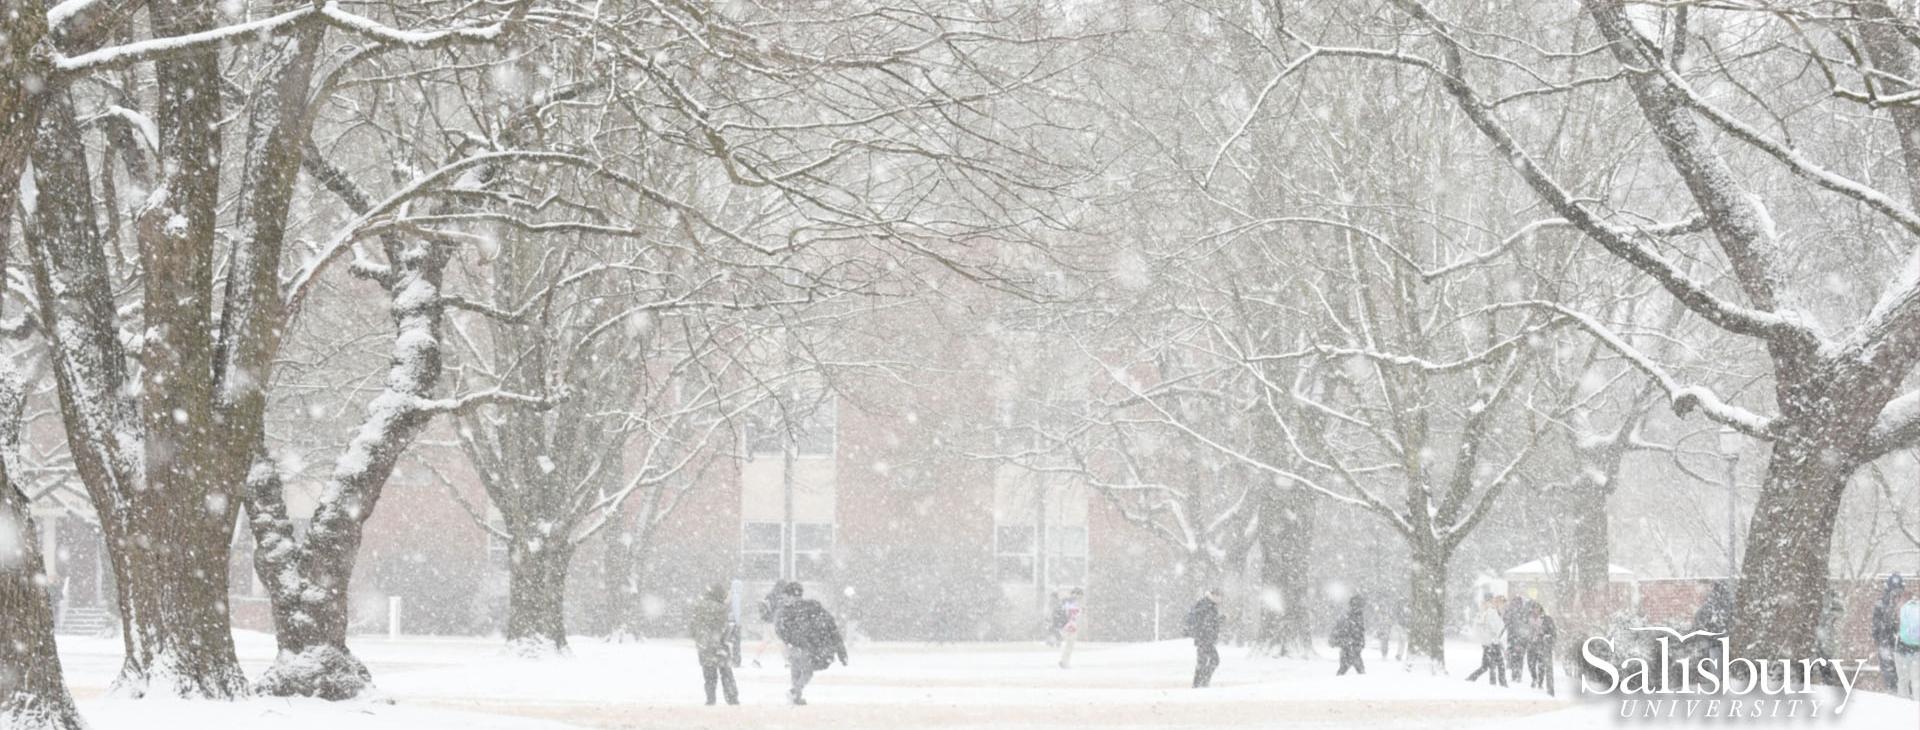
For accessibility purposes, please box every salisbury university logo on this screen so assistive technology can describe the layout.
[1580,627,1870,719]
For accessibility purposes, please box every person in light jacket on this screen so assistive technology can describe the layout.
[1464,594,1508,686]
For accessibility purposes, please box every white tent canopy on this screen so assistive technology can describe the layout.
[1503,557,1635,579]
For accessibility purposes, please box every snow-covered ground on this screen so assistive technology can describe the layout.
[54,633,1918,729]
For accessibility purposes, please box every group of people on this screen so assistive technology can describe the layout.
[690,575,1920,705]
[1872,573,1920,701]
[688,580,847,706]
[1465,594,1558,695]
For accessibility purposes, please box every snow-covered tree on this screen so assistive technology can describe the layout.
[1256,0,1920,662]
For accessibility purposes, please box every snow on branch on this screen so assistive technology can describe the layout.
[411,388,563,417]
[1083,343,1407,532]
[54,1,524,75]
[54,6,315,73]
[45,0,105,30]
[315,4,512,47]
[1862,389,1920,459]
[1245,316,1560,375]
[1500,300,1775,439]
[1641,40,1920,244]
[1352,0,1820,350]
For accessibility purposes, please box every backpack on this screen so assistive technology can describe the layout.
[1182,604,1199,638]
[1899,600,1920,648]
[1051,606,1069,630]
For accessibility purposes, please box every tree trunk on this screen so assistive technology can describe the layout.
[251,239,451,698]
[246,459,371,700]
[1405,542,1448,668]
[506,539,576,656]
[1731,441,1849,663]
[1,466,84,730]
[1256,484,1314,655]
[1559,470,1612,628]
[599,527,635,639]
[101,506,248,698]
[0,7,75,723]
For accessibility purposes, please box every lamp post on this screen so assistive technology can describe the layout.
[1716,429,1742,579]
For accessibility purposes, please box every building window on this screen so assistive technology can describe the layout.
[486,529,511,570]
[742,522,784,581]
[740,521,834,581]
[1047,526,1088,586]
[792,522,834,581]
[995,525,1036,582]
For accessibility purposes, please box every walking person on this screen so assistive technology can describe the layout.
[773,582,848,705]
[1464,595,1508,686]
[1057,587,1084,669]
[1527,602,1556,696]
[690,583,740,705]
[1046,589,1068,647]
[1898,588,1920,702]
[1692,581,1735,676]
[1186,588,1224,688]
[749,579,798,668]
[1331,594,1367,676]
[1872,574,1906,691]
[1503,595,1533,686]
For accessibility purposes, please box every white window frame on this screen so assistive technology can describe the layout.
[995,524,1037,584]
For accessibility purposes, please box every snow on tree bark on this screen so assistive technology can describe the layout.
[0,461,83,730]
[249,233,460,697]
[0,18,85,709]
[23,82,249,700]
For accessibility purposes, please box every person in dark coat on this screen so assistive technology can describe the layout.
[689,583,739,705]
[1872,574,1906,691]
[1694,581,1734,634]
[1331,594,1367,676]
[1526,602,1555,696]
[1186,588,1224,688]
[1693,581,1735,675]
[773,581,847,705]
[1503,596,1534,684]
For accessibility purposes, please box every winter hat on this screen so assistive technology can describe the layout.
[1891,573,1906,591]
[782,581,805,598]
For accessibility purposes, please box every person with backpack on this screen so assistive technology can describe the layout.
[1465,594,1507,686]
[689,583,740,705]
[1057,587,1084,669]
[1331,594,1367,676]
[1898,589,1920,702]
[1185,588,1224,687]
[1871,574,1906,691]
[773,581,847,705]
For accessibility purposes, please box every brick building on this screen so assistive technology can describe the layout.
[1495,558,1893,665]
[33,336,1189,644]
